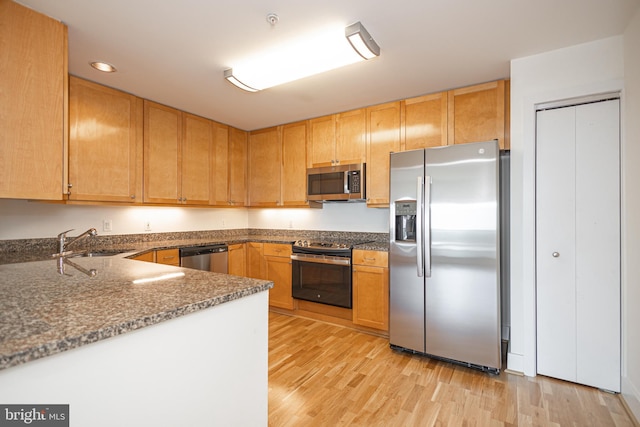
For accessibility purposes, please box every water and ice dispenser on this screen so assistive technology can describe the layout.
[395,201,417,241]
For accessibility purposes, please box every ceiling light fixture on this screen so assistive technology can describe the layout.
[224,20,380,92]
[90,61,117,73]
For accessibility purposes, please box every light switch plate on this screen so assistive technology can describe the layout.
[103,219,113,232]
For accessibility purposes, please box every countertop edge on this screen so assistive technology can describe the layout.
[0,281,273,371]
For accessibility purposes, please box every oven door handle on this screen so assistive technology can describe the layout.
[290,253,351,266]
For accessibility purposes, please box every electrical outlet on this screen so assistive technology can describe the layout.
[144,221,152,232]
[103,219,113,232]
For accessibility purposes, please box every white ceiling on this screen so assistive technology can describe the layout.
[18,0,640,131]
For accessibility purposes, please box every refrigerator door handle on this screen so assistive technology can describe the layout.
[416,177,425,277]
[424,175,432,278]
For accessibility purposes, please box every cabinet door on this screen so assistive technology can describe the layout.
[281,121,308,206]
[336,108,366,165]
[366,102,400,207]
[308,115,336,167]
[144,101,181,204]
[265,254,293,310]
[155,249,180,266]
[68,77,143,203]
[228,243,246,276]
[182,113,212,205]
[212,122,230,206]
[131,251,155,263]
[447,80,507,148]
[228,127,247,206]
[0,1,67,200]
[249,127,281,206]
[352,250,389,331]
[246,242,265,279]
[402,92,448,150]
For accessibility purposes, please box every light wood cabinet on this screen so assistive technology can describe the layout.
[248,127,281,207]
[336,108,367,165]
[143,101,181,204]
[402,92,448,150]
[447,80,508,149]
[352,250,389,331]
[228,243,246,276]
[181,113,213,205]
[0,1,67,200]
[212,122,230,206]
[130,251,155,262]
[144,101,214,205]
[264,243,293,310]
[308,109,366,167]
[308,115,336,167]
[281,121,309,207]
[228,127,248,206]
[155,248,180,266]
[246,242,265,279]
[68,77,143,203]
[366,102,401,207]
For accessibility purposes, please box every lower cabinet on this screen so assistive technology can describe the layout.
[227,243,246,276]
[352,250,389,331]
[130,251,155,262]
[246,242,265,279]
[264,243,293,310]
[155,249,180,266]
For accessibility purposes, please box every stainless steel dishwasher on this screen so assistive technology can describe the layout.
[179,244,228,273]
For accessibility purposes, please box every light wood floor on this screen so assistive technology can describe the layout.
[268,312,636,426]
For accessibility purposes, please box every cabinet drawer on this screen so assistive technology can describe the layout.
[263,243,292,258]
[156,248,180,265]
[352,250,388,267]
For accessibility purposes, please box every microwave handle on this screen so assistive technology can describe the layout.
[344,171,350,194]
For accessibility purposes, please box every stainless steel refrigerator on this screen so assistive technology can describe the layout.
[389,140,502,373]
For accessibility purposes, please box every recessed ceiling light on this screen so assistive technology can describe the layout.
[89,61,117,73]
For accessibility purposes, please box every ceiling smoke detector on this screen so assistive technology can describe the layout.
[266,13,279,26]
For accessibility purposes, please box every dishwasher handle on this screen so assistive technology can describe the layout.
[179,244,228,257]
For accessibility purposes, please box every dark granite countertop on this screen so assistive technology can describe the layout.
[0,255,272,371]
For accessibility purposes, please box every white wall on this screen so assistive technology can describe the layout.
[248,203,388,233]
[509,33,627,378]
[0,199,249,239]
[0,198,388,240]
[622,7,640,419]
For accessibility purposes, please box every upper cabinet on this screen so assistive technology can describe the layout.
[366,102,401,207]
[281,121,309,207]
[402,92,448,151]
[248,121,310,208]
[308,109,366,167]
[0,1,67,200]
[228,127,248,206]
[181,113,213,205]
[143,101,215,205]
[211,122,230,206]
[143,101,182,204]
[447,80,509,149]
[68,77,143,203]
[336,108,367,166]
[248,127,281,207]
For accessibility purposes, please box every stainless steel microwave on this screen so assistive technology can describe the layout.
[306,163,366,202]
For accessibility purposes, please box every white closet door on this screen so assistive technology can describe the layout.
[536,99,620,392]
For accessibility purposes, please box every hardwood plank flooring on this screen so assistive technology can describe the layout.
[268,312,635,426]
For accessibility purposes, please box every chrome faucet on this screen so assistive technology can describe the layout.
[55,228,98,256]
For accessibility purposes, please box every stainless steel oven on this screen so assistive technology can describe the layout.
[291,241,353,308]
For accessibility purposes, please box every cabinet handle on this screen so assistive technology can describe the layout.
[364,257,376,261]
[162,255,175,260]
[130,195,135,199]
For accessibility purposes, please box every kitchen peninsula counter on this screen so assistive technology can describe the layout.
[0,254,272,425]
[0,255,272,370]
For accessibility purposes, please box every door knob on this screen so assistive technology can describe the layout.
[552,252,560,258]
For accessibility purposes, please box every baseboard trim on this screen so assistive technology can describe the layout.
[507,351,524,374]
[622,377,640,426]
